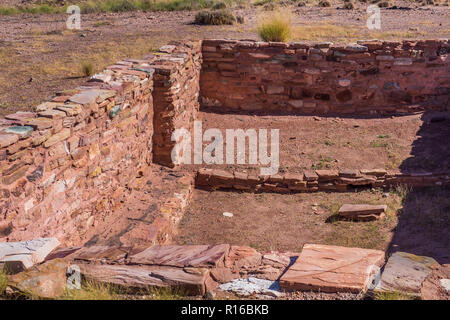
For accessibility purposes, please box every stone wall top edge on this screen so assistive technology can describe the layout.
[201,38,450,50]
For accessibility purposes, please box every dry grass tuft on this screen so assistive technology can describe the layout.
[81,62,94,77]
[257,10,292,42]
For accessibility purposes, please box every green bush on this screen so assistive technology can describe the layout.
[258,11,291,42]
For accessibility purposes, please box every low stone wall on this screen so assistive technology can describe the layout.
[152,41,202,167]
[0,41,201,244]
[200,39,450,114]
[196,168,450,193]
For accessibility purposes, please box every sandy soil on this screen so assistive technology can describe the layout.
[180,110,450,172]
[174,186,450,263]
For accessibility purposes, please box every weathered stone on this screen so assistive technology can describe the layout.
[38,109,66,119]
[72,245,131,263]
[0,133,19,148]
[129,244,230,268]
[210,267,238,283]
[44,128,70,148]
[338,204,387,220]
[23,117,53,130]
[303,170,318,181]
[315,169,339,180]
[0,238,60,272]
[2,164,30,185]
[79,263,207,295]
[226,246,262,271]
[280,244,384,293]
[69,89,115,105]
[9,259,68,298]
[374,252,439,297]
[5,126,34,139]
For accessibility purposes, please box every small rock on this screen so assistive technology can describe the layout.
[223,212,233,217]
[439,279,450,293]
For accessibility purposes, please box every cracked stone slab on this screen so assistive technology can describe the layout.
[79,263,207,295]
[0,238,60,272]
[374,252,439,297]
[279,244,385,293]
[128,244,230,268]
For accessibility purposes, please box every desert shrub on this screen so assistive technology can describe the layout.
[318,0,332,6]
[343,1,355,8]
[194,10,237,25]
[82,62,94,77]
[378,0,390,6]
[257,10,291,42]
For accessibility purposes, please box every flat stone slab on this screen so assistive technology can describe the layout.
[72,245,132,263]
[129,244,230,268]
[279,244,385,293]
[338,204,387,220]
[219,277,283,297]
[79,264,207,295]
[374,252,439,297]
[0,238,60,272]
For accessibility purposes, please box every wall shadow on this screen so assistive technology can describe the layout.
[387,110,450,264]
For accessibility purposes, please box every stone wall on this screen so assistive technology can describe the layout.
[196,168,450,193]
[200,39,450,114]
[152,41,202,166]
[0,59,155,241]
[0,41,202,244]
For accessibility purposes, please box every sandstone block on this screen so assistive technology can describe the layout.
[280,244,384,293]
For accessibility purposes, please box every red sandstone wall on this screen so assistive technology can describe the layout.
[0,41,203,245]
[152,41,202,167]
[0,57,156,244]
[200,39,450,114]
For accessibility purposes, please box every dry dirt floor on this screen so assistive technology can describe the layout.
[174,186,450,264]
[0,2,449,116]
[188,110,450,172]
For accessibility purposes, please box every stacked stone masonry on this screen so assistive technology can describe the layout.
[0,41,200,245]
[196,168,450,193]
[200,39,450,114]
[152,41,202,166]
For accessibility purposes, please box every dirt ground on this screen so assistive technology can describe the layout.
[184,110,450,172]
[174,186,450,264]
[0,3,449,116]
